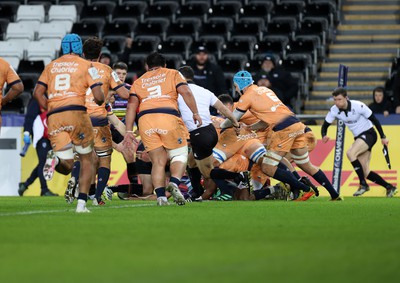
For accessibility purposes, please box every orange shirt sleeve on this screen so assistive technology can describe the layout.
[86,63,102,89]
[109,69,124,91]
[236,94,252,112]
[174,70,187,89]
[37,67,49,88]
[6,64,21,86]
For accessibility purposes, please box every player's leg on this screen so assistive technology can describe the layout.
[347,138,369,193]
[187,151,204,198]
[166,145,188,205]
[37,138,56,196]
[148,146,169,205]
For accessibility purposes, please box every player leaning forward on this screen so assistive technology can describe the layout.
[123,52,202,206]
[321,87,397,197]
[34,34,105,212]
[221,71,341,201]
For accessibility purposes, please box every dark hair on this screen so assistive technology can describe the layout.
[218,94,233,105]
[113,61,128,71]
[146,52,166,69]
[82,37,103,60]
[373,86,385,95]
[332,87,347,97]
[178,66,194,81]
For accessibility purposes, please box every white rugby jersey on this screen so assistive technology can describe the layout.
[178,82,218,132]
[325,100,373,137]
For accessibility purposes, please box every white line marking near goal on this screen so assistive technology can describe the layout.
[0,203,155,217]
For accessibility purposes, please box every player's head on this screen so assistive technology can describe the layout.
[178,66,194,81]
[113,61,128,82]
[194,46,209,65]
[372,86,385,104]
[218,94,234,112]
[82,37,103,61]
[332,87,348,109]
[261,52,276,72]
[233,71,254,93]
[61,33,82,56]
[146,52,166,70]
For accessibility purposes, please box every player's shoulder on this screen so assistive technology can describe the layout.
[329,104,339,113]
[350,99,366,108]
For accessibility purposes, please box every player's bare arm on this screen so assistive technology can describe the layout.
[177,84,202,127]
[33,83,48,110]
[1,81,23,106]
[123,95,139,147]
[115,83,129,99]
[107,113,126,136]
[91,84,104,106]
[213,100,240,128]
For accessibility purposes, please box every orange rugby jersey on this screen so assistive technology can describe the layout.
[37,54,102,114]
[0,57,22,111]
[236,85,299,130]
[86,62,124,126]
[130,67,187,118]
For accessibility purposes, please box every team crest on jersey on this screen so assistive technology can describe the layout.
[102,137,107,143]
[177,138,183,144]
[78,133,85,140]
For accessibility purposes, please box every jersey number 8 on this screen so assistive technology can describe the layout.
[54,74,70,91]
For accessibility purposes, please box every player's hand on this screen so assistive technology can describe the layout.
[193,113,202,128]
[123,131,138,149]
[137,150,151,163]
[115,142,125,153]
[381,137,389,146]
[322,136,330,143]
[23,131,31,145]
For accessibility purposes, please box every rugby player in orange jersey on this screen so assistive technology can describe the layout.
[220,71,341,201]
[64,37,130,205]
[123,52,202,206]
[0,57,24,131]
[33,34,105,213]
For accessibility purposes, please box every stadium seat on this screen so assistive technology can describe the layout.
[16,5,45,23]
[303,1,337,26]
[296,17,330,45]
[59,0,85,15]
[134,18,170,41]
[26,41,56,65]
[239,1,273,22]
[271,1,305,21]
[38,22,68,40]
[48,5,77,24]
[195,35,225,59]
[71,22,101,41]
[5,22,35,41]
[244,57,264,75]
[223,36,257,59]
[218,54,247,75]
[145,1,179,22]
[281,53,313,83]
[0,2,19,22]
[255,35,289,58]
[164,54,184,70]
[266,17,297,39]
[166,18,202,41]
[127,54,146,74]
[286,37,319,64]
[103,37,126,54]
[176,1,210,22]
[112,1,148,23]
[129,35,160,56]
[2,57,20,71]
[102,21,135,39]
[232,18,264,41]
[80,2,115,23]
[158,35,193,60]
[201,18,233,40]
[208,1,242,22]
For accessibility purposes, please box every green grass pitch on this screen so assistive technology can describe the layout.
[0,197,399,283]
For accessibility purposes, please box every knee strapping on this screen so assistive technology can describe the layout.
[74,144,93,155]
[212,148,227,164]
[55,148,74,160]
[167,146,188,164]
[291,152,310,165]
[262,151,282,166]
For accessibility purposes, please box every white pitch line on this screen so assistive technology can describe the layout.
[0,203,155,217]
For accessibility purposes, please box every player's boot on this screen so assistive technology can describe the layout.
[92,198,105,206]
[65,176,77,204]
[76,200,91,213]
[43,150,57,181]
[300,176,319,197]
[102,186,113,201]
[353,184,369,196]
[330,196,344,201]
[18,182,27,196]
[166,182,186,206]
[215,194,233,201]
[294,189,315,201]
[157,197,170,206]
[274,182,289,200]
[41,190,58,196]
[386,185,398,198]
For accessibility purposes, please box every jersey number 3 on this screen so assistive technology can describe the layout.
[147,85,162,98]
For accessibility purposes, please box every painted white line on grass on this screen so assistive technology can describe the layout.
[0,203,155,217]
